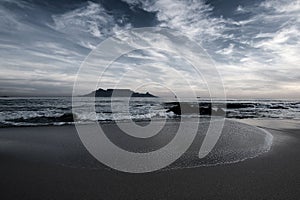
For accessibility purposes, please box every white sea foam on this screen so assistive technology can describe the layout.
[0,97,300,127]
[161,120,274,170]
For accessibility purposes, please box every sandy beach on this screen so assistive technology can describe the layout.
[1,0,299,199]
[0,119,299,200]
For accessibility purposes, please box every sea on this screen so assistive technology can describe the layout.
[0,97,299,127]
[0,97,278,169]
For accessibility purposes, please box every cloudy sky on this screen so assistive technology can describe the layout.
[0,0,299,98]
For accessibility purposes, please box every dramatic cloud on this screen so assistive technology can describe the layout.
[0,0,299,98]
[121,0,300,98]
[51,1,132,49]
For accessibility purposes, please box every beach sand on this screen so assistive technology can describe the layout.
[0,119,299,199]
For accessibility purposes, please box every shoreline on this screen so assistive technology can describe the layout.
[2,117,299,128]
[0,119,299,199]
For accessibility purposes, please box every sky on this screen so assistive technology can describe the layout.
[0,0,299,98]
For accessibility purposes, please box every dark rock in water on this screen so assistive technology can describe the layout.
[167,102,200,115]
[7,113,76,124]
[166,103,180,114]
[269,105,288,109]
[226,103,255,109]
[84,88,157,98]
[200,106,212,115]
[166,102,225,116]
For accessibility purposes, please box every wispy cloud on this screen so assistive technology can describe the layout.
[0,0,299,98]
[0,1,86,95]
[119,0,298,98]
[51,1,132,49]
[123,0,232,41]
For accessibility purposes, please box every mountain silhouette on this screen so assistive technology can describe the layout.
[83,88,157,97]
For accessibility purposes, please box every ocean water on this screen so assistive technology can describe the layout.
[0,97,299,127]
[0,98,275,170]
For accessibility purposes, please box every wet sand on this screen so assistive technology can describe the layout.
[0,119,299,199]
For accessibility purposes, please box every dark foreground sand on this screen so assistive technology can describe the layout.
[0,119,299,200]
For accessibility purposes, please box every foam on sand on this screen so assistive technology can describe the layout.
[0,119,273,171]
[165,119,273,170]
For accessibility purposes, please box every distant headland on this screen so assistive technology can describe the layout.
[83,88,157,98]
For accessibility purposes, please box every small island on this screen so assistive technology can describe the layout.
[83,88,157,97]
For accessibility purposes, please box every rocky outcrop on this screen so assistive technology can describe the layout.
[166,102,225,116]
